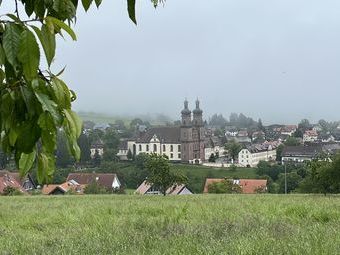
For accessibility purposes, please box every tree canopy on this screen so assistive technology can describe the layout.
[0,0,161,183]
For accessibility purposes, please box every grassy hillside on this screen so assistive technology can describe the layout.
[172,164,257,193]
[78,112,131,124]
[0,195,339,254]
[102,162,257,193]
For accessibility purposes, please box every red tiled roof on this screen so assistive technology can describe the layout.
[0,172,26,194]
[42,181,86,195]
[135,181,190,195]
[203,178,267,194]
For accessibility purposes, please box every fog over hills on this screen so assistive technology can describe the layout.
[3,1,340,124]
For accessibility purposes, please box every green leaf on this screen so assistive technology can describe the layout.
[82,0,93,11]
[32,25,56,67]
[51,77,71,109]
[127,0,137,25]
[37,152,55,183]
[17,29,40,80]
[8,128,18,146]
[34,91,60,122]
[52,0,76,21]
[2,23,22,67]
[45,16,77,40]
[19,150,36,176]
[94,0,102,8]
[63,109,82,139]
[38,112,57,153]
[0,45,5,65]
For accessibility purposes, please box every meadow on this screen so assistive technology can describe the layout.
[0,194,339,254]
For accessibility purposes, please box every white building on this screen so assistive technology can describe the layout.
[204,136,225,160]
[120,127,183,162]
[238,144,277,167]
[303,130,318,143]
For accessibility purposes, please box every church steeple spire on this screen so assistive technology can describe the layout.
[181,99,191,126]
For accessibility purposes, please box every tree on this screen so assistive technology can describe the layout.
[56,131,73,168]
[284,137,301,146]
[224,139,242,161]
[145,154,187,196]
[258,118,265,132]
[277,171,302,193]
[276,144,284,162]
[208,179,242,194]
[0,0,158,183]
[208,153,216,163]
[78,133,91,164]
[127,149,133,160]
[92,149,101,167]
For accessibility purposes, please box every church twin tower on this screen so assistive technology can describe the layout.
[180,99,205,163]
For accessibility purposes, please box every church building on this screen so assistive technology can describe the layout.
[120,100,205,164]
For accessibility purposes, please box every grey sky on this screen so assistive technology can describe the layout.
[3,1,340,124]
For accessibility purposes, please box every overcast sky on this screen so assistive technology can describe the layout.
[3,1,340,124]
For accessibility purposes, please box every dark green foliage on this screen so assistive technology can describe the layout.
[78,132,91,164]
[256,161,284,181]
[146,154,188,196]
[127,149,133,160]
[224,139,242,161]
[92,149,101,167]
[208,179,242,194]
[284,137,301,146]
[56,130,74,168]
[208,153,216,163]
[276,144,284,161]
[84,182,108,194]
[2,186,23,196]
[278,172,302,193]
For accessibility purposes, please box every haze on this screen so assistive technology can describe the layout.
[4,1,340,124]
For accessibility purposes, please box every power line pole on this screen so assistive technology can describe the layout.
[285,163,287,194]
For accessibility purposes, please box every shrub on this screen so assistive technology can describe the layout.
[2,186,23,196]
[84,182,108,194]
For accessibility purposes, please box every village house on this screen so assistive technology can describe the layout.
[204,136,225,160]
[90,139,104,158]
[0,171,36,193]
[0,172,26,194]
[281,145,322,164]
[66,173,121,191]
[119,100,206,164]
[42,180,86,195]
[135,180,193,195]
[117,139,129,160]
[238,142,278,167]
[280,125,297,136]
[203,178,267,194]
[303,130,318,143]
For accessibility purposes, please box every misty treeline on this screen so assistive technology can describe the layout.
[208,113,258,129]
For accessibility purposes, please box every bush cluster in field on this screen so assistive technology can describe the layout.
[0,195,339,254]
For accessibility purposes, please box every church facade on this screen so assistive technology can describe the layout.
[121,100,205,164]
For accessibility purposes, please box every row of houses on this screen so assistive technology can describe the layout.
[281,143,340,164]
[0,170,267,195]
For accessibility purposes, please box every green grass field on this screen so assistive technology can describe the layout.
[0,195,339,254]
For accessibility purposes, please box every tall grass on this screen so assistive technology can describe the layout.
[0,195,339,254]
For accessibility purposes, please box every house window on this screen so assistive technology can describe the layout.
[153,144,157,152]
[178,153,181,159]
[170,145,173,152]
[139,144,142,151]
[146,145,149,151]
[170,153,173,158]
[163,145,166,151]
[178,145,181,151]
